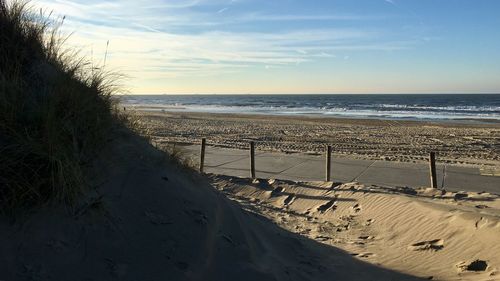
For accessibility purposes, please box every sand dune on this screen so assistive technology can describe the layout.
[210,175,500,280]
[1,129,497,280]
[0,130,422,281]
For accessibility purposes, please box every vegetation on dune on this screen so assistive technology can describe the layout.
[0,0,121,212]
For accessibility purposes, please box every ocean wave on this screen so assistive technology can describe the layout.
[377,104,500,112]
[120,94,500,121]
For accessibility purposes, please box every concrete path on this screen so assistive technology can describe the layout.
[179,145,500,194]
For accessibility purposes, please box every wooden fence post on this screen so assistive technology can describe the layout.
[325,145,332,182]
[429,151,437,188]
[199,138,206,173]
[250,141,256,179]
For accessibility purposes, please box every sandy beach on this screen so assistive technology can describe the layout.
[3,129,498,281]
[134,111,500,167]
[210,175,500,280]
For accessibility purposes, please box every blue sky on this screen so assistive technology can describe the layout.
[31,0,500,94]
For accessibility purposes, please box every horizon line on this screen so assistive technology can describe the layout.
[119,92,500,96]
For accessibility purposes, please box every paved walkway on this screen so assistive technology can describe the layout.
[179,145,500,194]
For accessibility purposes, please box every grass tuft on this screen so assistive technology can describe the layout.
[0,0,121,212]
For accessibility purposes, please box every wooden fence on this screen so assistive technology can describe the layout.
[198,139,439,188]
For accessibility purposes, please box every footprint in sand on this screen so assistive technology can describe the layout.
[354,252,375,258]
[145,211,173,225]
[475,204,489,209]
[315,235,332,242]
[284,195,296,206]
[221,234,234,244]
[184,209,208,225]
[336,223,350,232]
[300,229,312,235]
[20,264,47,280]
[475,217,488,229]
[317,199,337,214]
[351,204,361,213]
[409,239,444,251]
[364,219,375,226]
[456,260,488,272]
[271,186,285,197]
[358,235,375,240]
[105,258,129,277]
[175,261,189,271]
[46,238,69,252]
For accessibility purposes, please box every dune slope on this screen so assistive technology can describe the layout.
[0,130,421,281]
[210,176,500,281]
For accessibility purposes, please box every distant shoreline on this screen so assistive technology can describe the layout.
[123,105,500,125]
[119,93,500,123]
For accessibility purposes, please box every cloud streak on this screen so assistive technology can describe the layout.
[26,0,421,92]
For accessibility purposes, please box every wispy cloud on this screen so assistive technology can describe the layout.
[217,7,229,14]
[239,13,387,22]
[27,0,420,91]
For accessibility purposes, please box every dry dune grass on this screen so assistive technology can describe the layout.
[0,0,121,212]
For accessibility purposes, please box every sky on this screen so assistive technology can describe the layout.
[28,0,500,94]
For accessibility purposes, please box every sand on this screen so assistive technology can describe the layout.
[133,111,500,167]
[0,129,422,281]
[2,115,499,280]
[210,175,500,280]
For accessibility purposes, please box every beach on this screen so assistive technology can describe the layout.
[3,130,498,281]
[210,175,500,281]
[134,111,500,167]
[0,130,427,281]
[3,1,500,280]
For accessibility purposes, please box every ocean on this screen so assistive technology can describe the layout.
[120,94,500,121]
